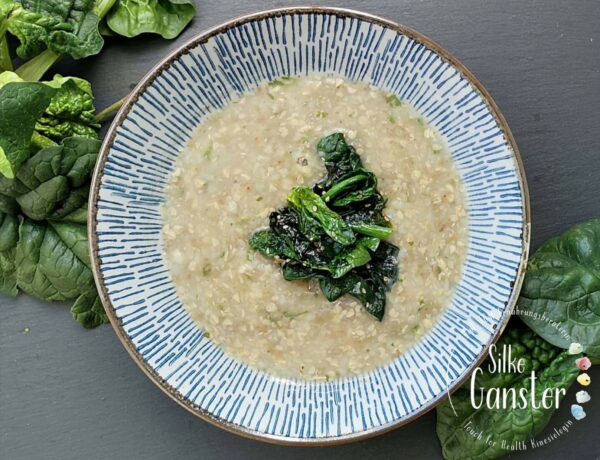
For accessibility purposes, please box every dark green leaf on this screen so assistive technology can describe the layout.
[321,171,378,207]
[0,79,57,178]
[287,186,355,246]
[16,218,94,301]
[6,0,104,60]
[518,218,600,356]
[106,0,195,39]
[0,193,19,214]
[249,133,399,320]
[282,262,318,281]
[71,290,108,328]
[330,241,371,278]
[36,75,99,142]
[316,132,363,187]
[0,211,19,296]
[4,136,100,221]
[349,222,392,240]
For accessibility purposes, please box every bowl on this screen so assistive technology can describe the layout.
[89,7,530,444]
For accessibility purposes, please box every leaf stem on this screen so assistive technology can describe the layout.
[94,95,127,123]
[321,173,369,201]
[15,49,61,81]
[93,0,118,18]
[0,38,12,71]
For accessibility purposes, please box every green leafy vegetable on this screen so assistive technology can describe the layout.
[3,0,104,60]
[0,72,100,148]
[36,74,100,143]
[436,323,579,460]
[287,186,356,246]
[16,217,95,300]
[267,75,296,87]
[0,211,18,295]
[249,133,399,320]
[0,79,57,177]
[518,218,600,356]
[385,93,403,107]
[0,137,101,222]
[71,290,108,328]
[0,0,196,330]
[106,0,195,39]
[0,0,15,71]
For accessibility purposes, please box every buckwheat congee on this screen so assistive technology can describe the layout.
[162,76,468,380]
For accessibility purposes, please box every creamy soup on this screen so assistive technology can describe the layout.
[162,76,468,380]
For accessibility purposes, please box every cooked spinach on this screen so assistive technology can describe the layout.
[518,218,600,356]
[436,322,580,460]
[287,186,356,246]
[249,133,399,320]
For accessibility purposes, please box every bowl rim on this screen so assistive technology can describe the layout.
[88,5,531,446]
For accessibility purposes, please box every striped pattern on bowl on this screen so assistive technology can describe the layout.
[90,7,529,443]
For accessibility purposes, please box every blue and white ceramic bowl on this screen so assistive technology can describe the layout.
[90,7,530,444]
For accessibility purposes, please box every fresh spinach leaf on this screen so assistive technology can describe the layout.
[71,290,108,328]
[0,79,57,178]
[518,218,600,356]
[0,211,18,296]
[436,323,579,460]
[16,218,95,301]
[1,71,100,148]
[0,137,100,222]
[5,0,104,59]
[0,0,15,70]
[36,74,100,143]
[106,0,196,39]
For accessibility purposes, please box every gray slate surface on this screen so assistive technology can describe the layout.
[1,1,599,459]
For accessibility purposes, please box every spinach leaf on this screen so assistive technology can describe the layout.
[314,133,391,232]
[518,218,600,356]
[249,133,399,320]
[16,217,95,300]
[5,0,104,59]
[349,222,393,239]
[319,242,399,320]
[36,74,100,144]
[436,323,579,460]
[315,132,363,187]
[0,0,16,70]
[0,211,18,296]
[0,79,57,178]
[106,0,196,39]
[71,290,108,328]
[0,70,99,180]
[0,137,100,222]
[287,186,356,246]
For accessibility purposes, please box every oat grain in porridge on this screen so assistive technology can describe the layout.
[162,76,468,380]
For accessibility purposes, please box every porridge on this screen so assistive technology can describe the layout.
[162,76,468,380]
